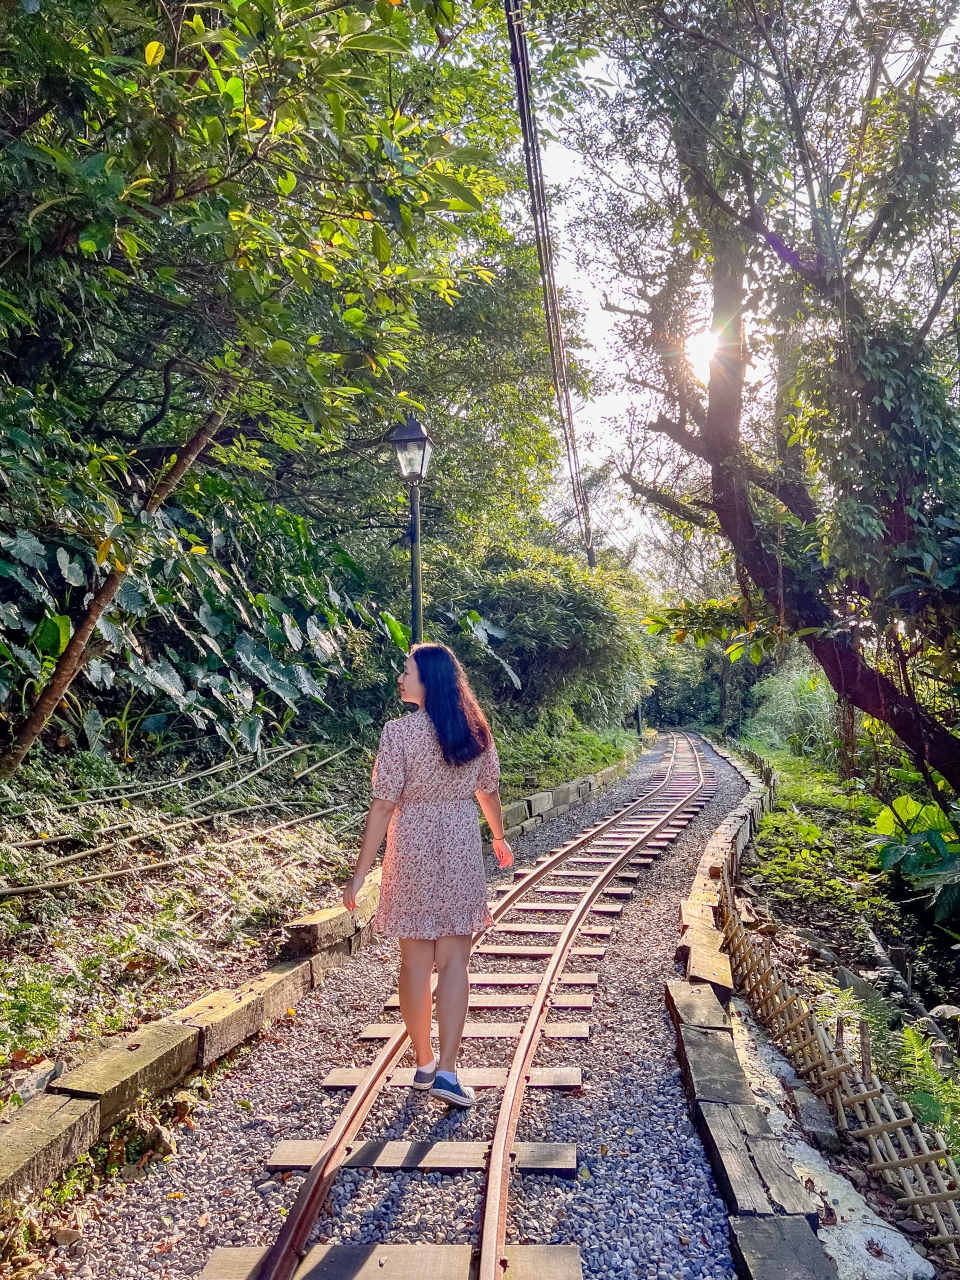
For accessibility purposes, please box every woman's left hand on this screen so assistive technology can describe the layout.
[342,873,366,911]
[492,837,513,869]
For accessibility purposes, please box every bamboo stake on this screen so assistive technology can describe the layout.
[0,805,345,899]
[860,1018,872,1082]
[33,745,320,871]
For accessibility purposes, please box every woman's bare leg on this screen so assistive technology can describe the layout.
[398,937,436,1068]
[434,934,472,1073]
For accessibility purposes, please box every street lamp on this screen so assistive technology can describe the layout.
[389,413,434,643]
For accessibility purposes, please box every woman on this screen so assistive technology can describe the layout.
[342,642,513,1108]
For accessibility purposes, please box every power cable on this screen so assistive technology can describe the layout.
[503,0,596,568]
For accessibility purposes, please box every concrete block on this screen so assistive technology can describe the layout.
[243,959,312,1024]
[680,899,717,931]
[687,878,722,908]
[310,921,376,983]
[675,925,724,965]
[501,800,529,829]
[169,987,266,1068]
[554,804,570,816]
[728,1214,837,1280]
[597,766,619,787]
[678,1025,753,1111]
[541,808,560,822]
[348,919,376,955]
[50,1022,198,1131]
[551,783,572,808]
[529,792,554,817]
[577,782,591,799]
[687,945,734,1002]
[665,980,731,1033]
[0,1093,100,1208]
[503,824,524,842]
[521,816,542,833]
[282,869,381,956]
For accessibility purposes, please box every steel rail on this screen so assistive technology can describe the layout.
[477,732,705,1280]
[255,733,693,1280]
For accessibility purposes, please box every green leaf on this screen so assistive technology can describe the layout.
[341,33,409,53]
[282,613,304,651]
[31,613,70,657]
[1,530,46,569]
[874,795,923,834]
[56,548,86,587]
[145,40,165,65]
[116,579,148,616]
[430,172,483,211]
[234,634,300,705]
[266,339,296,365]
[371,222,391,265]
[10,644,40,678]
[0,601,22,629]
[380,610,409,652]
[327,93,346,134]
[906,1090,944,1125]
[877,840,908,870]
[237,716,263,753]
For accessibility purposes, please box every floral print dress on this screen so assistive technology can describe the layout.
[372,708,499,939]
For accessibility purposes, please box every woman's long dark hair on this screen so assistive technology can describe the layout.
[411,643,492,767]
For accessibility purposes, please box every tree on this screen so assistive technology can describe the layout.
[0,0,597,771]
[566,0,960,789]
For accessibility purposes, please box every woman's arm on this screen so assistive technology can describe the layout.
[476,789,513,868]
[342,797,397,910]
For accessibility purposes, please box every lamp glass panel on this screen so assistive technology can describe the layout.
[420,438,434,479]
[394,438,427,480]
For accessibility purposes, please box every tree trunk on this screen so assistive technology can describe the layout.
[836,698,857,780]
[0,395,236,779]
[690,244,960,790]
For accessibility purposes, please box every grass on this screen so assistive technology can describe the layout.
[497,724,642,800]
[742,738,960,1010]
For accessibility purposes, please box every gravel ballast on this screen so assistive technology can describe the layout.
[34,734,747,1280]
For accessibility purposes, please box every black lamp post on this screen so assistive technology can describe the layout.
[389,413,434,643]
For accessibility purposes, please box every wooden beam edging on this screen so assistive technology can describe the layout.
[668,736,839,1280]
[0,745,645,1223]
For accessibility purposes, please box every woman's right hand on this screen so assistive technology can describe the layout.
[492,837,513,869]
[342,873,366,911]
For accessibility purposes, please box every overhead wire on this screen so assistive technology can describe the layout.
[503,0,596,568]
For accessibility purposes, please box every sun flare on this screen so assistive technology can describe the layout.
[686,329,719,385]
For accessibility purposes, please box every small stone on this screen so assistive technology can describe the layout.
[54,1230,81,1247]
[148,1123,176,1156]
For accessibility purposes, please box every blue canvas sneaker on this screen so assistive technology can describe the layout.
[412,1062,438,1090]
[431,1076,476,1108]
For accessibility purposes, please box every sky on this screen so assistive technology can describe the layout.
[537,138,653,559]
[537,134,716,561]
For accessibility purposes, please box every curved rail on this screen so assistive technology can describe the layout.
[477,732,705,1279]
[254,731,706,1280]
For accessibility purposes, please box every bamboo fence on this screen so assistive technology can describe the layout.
[720,861,960,1258]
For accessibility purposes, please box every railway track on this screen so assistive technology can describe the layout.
[201,731,715,1280]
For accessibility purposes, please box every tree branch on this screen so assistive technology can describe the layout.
[620,471,716,528]
[907,251,960,359]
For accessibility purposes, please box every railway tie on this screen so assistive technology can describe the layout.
[200,732,714,1280]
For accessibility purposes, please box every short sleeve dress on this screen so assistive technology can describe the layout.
[371,708,500,939]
